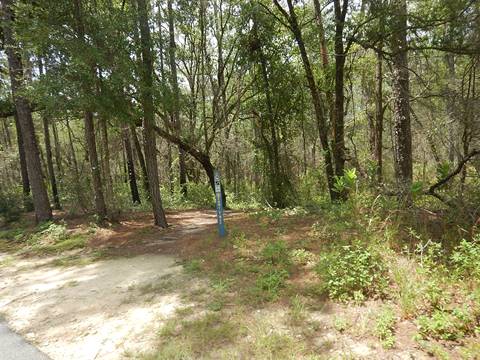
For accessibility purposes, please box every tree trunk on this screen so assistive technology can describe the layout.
[73,0,107,220]
[100,117,114,206]
[390,0,413,204]
[2,0,51,222]
[84,111,107,219]
[130,126,150,195]
[137,0,168,228]
[13,113,33,211]
[274,0,336,201]
[374,50,384,183]
[167,0,187,195]
[153,126,227,208]
[123,127,141,204]
[51,120,63,176]
[42,116,61,210]
[332,0,348,199]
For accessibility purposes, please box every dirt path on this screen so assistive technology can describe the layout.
[0,211,224,360]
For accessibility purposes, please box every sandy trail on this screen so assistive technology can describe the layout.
[0,253,187,359]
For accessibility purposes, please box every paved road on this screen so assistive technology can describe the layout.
[0,322,49,360]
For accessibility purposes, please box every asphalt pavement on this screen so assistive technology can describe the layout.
[0,321,49,360]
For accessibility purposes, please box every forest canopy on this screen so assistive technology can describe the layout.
[0,0,478,224]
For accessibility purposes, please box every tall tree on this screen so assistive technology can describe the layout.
[1,0,52,222]
[390,0,413,203]
[273,0,336,201]
[73,0,108,220]
[136,0,168,227]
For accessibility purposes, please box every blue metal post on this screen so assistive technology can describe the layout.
[214,169,226,237]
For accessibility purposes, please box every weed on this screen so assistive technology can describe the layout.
[261,240,291,267]
[290,248,316,266]
[333,316,348,332]
[289,295,306,323]
[451,237,480,280]
[255,268,289,301]
[374,306,396,349]
[416,305,478,341]
[183,259,202,274]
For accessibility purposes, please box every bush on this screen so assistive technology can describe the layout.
[315,244,389,301]
[374,306,397,348]
[451,237,480,280]
[0,189,23,223]
[416,306,478,341]
[261,240,290,267]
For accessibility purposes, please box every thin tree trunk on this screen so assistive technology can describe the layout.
[100,117,114,205]
[73,0,107,220]
[374,50,384,183]
[137,0,168,227]
[84,111,107,219]
[274,0,336,200]
[14,113,32,210]
[130,126,150,195]
[167,0,187,195]
[51,120,63,176]
[43,116,61,210]
[2,0,51,222]
[123,127,141,204]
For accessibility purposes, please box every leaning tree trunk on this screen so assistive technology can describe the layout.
[390,0,413,204]
[1,0,51,222]
[153,126,227,208]
[137,0,168,228]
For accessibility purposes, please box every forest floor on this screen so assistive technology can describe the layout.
[0,209,479,359]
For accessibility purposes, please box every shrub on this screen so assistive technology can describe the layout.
[450,237,480,280]
[416,306,478,341]
[261,240,290,267]
[0,189,23,223]
[374,306,397,349]
[315,244,389,301]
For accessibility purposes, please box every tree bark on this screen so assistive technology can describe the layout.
[390,0,413,204]
[1,0,51,222]
[137,0,168,228]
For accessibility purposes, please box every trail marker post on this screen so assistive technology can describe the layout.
[214,169,226,237]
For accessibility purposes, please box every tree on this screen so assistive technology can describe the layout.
[136,0,168,228]
[390,0,413,204]
[1,0,52,222]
